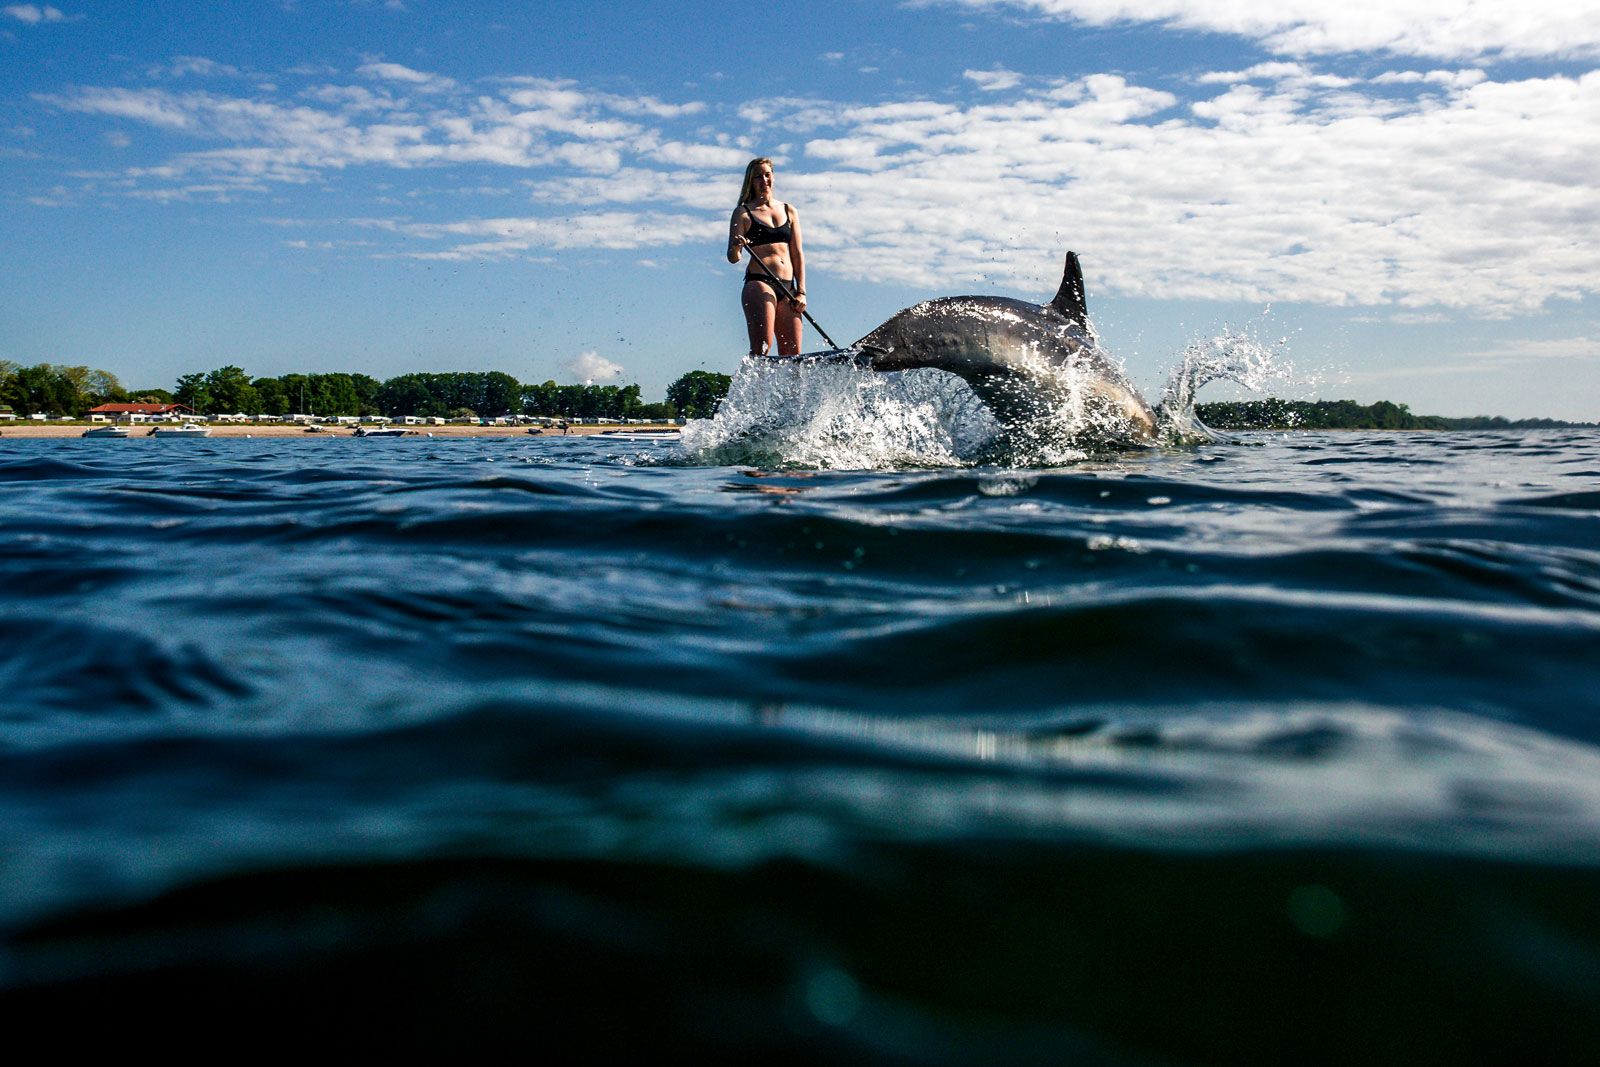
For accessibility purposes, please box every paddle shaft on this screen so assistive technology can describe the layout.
[740,241,840,350]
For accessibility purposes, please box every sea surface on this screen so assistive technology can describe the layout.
[2,415,1598,1058]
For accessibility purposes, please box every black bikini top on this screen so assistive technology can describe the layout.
[744,202,793,246]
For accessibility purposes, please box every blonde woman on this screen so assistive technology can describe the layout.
[727,157,806,356]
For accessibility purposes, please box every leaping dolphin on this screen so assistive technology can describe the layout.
[788,253,1160,444]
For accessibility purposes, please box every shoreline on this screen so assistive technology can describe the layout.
[0,422,673,440]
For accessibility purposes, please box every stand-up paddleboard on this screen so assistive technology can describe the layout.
[749,347,867,366]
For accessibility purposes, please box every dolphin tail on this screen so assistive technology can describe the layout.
[1049,251,1089,330]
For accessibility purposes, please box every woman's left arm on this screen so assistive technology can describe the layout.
[788,205,806,306]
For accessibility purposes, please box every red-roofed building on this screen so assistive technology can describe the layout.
[88,403,198,420]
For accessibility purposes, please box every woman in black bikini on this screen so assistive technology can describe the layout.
[727,157,806,356]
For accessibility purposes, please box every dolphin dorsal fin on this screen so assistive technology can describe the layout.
[1049,251,1089,329]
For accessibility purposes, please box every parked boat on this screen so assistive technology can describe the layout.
[82,425,131,438]
[352,426,410,438]
[148,422,211,437]
[598,429,682,442]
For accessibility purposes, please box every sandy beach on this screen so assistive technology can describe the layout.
[0,422,675,439]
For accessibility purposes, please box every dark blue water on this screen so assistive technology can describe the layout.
[2,430,1598,1059]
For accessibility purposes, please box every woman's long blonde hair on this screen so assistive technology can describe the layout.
[737,157,773,206]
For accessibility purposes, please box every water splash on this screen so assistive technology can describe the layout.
[678,357,994,470]
[1155,328,1295,444]
[679,325,1298,469]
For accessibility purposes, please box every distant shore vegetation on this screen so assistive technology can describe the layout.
[0,362,733,422]
[2,360,1592,429]
[1194,399,1597,431]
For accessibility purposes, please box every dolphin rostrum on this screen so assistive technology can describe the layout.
[837,252,1160,444]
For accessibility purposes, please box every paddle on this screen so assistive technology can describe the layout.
[737,237,840,350]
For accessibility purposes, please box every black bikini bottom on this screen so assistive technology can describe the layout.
[744,273,795,297]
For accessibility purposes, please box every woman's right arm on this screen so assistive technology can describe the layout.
[727,209,748,264]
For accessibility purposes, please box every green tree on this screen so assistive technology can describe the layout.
[352,373,383,416]
[638,401,675,420]
[615,383,643,419]
[55,365,93,409]
[482,371,520,416]
[204,365,259,415]
[666,371,732,419]
[253,377,290,416]
[3,365,50,416]
[3,364,95,416]
[376,374,438,417]
[521,379,557,416]
[174,372,212,413]
[308,373,360,415]
[555,384,585,416]
[278,374,312,415]
[1196,398,1462,431]
[86,368,126,407]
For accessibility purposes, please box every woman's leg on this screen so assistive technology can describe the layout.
[775,297,804,355]
[742,279,776,355]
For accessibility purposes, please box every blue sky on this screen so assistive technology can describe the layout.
[3,0,1598,418]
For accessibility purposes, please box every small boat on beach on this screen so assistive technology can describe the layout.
[82,425,131,438]
[598,428,682,442]
[148,422,211,437]
[352,426,410,438]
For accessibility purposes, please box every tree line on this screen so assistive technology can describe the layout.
[0,362,127,419]
[0,362,734,421]
[7,361,1584,429]
[1194,399,1597,431]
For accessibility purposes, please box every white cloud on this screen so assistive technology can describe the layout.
[1347,336,1598,385]
[26,184,71,206]
[929,1,1600,61]
[40,87,199,130]
[3,4,69,24]
[1372,69,1488,90]
[32,63,1600,317]
[645,140,751,169]
[964,66,1023,91]
[358,62,457,92]
[503,81,588,112]
[758,69,1600,316]
[564,350,625,382]
[596,94,706,118]
[150,56,241,79]
[1458,336,1599,364]
[303,84,400,112]
[365,212,720,260]
[1193,63,1357,92]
